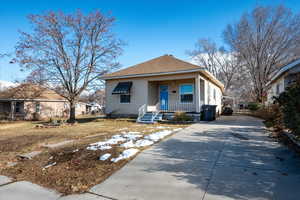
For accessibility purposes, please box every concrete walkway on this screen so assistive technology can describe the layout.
[1,116,300,200]
[90,116,300,200]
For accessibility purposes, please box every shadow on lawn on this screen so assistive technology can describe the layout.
[75,116,137,124]
[142,116,300,199]
[76,116,103,123]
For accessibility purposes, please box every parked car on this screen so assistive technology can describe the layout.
[222,106,233,115]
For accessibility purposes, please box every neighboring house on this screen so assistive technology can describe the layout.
[0,83,86,120]
[238,102,249,110]
[266,59,300,104]
[86,102,103,114]
[102,55,224,122]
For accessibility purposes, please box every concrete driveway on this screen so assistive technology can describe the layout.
[1,115,300,200]
[90,115,300,200]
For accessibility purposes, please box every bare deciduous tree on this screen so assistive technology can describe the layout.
[80,89,105,106]
[223,5,300,102]
[187,38,242,94]
[15,10,123,122]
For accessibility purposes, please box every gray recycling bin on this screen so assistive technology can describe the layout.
[201,105,217,121]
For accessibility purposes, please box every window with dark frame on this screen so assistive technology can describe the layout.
[15,102,21,113]
[120,94,131,103]
[180,84,194,103]
[276,84,280,95]
[36,102,41,113]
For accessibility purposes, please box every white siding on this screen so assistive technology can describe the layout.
[266,76,285,104]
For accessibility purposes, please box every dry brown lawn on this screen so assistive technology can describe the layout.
[0,116,188,194]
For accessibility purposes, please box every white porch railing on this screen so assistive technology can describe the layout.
[137,101,197,122]
[151,102,160,121]
[137,104,147,122]
[160,102,196,112]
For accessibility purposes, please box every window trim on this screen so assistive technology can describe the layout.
[120,94,131,104]
[36,102,41,113]
[179,84,194,104]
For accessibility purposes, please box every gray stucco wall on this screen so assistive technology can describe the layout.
[105,79,148,115]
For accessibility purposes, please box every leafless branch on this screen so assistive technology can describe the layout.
[223,5,300,102]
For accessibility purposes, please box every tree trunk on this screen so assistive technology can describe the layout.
[255,87,264,103]
[69,101,76,123]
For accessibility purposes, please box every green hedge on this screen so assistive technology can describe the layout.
[248,102,262,111]
[275,81,300,137]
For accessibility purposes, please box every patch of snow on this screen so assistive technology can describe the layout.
[135,139,154,147]
[120,140,135,148]
[109,135,127,144]
[87,134,137,151]
[122,133,142,140]
[99,145,112,150]
[156,126,168,129]
[88,141,107,147]
[121,139,154,148]
[87,144,112,151]
[172,128,183,132]
[111,148,139,163]
[99,153,111,161]
[144,130,173,142]
[127,131,141,134]
[42,162,57,170]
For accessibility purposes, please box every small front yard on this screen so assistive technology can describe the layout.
[0,116,187,194]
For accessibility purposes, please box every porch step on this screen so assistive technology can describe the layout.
[137,112,162,124]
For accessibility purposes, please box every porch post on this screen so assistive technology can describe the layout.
[10,101,15,120]
[195,75,201,113]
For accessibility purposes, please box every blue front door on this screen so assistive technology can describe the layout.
[160,85,168,111]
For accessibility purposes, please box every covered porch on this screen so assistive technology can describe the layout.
[137,76,206,123]
[146,77,205,113]
[0,100,25,120]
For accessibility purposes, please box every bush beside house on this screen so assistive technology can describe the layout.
[173,112,194,122]
[275,80,300,138]
[250,78,300,142]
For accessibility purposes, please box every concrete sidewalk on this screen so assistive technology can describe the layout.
[1,115,300,200]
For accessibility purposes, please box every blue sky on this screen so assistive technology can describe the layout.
[0,0,300,82]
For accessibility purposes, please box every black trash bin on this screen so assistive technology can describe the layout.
[201,105,217,121]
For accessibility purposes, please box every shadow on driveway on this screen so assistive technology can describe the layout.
[142,116,300,200]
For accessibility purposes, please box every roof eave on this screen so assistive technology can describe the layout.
[101,68,225,93]
[0,98,67,102]
[267,58,300,87]
[101,68,203,80]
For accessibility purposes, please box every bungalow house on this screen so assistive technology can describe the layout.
[102,55,224,122]
[0,83,86,120]
[266,58,300,104]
